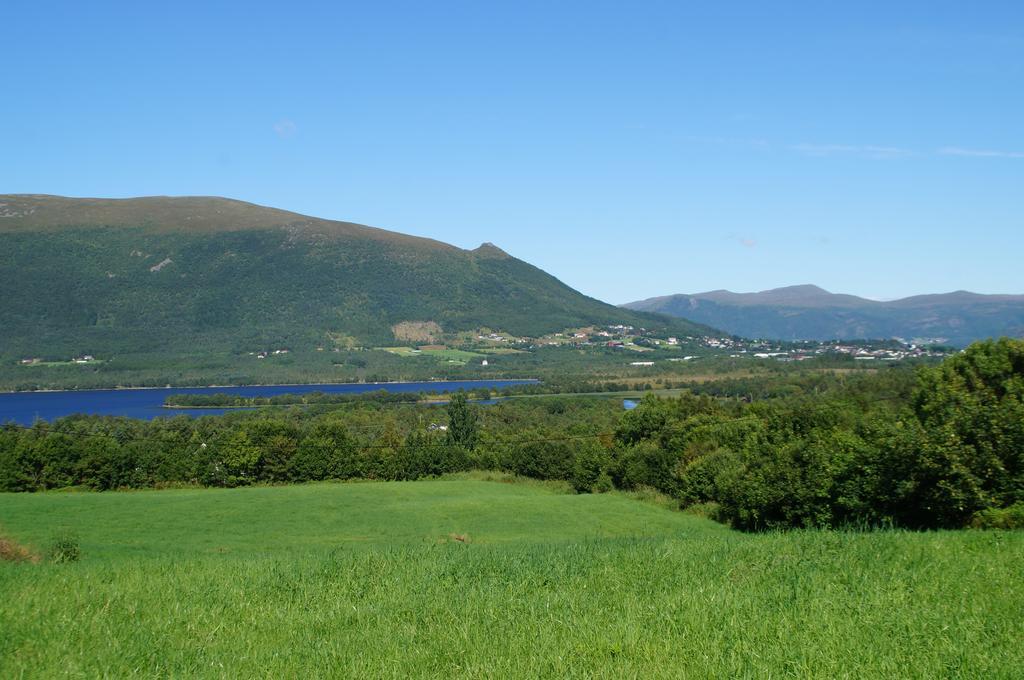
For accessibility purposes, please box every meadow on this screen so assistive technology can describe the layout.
[376,347,489,364]
[2,477,1022,677]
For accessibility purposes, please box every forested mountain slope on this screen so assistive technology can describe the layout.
[0,195,704,361]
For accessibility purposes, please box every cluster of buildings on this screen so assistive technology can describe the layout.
[19,355,97,365]
[532,325,653,348]
[816,343,948,362]
[249,349,290,359]
[693,336,951,362]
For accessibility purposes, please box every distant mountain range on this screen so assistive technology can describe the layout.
[0,194,706,362]
[624,285,1024,346]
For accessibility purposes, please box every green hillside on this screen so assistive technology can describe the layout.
[1,479,1021,677]
[0,195,705,379]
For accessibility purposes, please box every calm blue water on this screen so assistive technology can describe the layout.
[0,380,538,425]
[623,399,639,410]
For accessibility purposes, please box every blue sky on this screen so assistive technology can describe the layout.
[4,1,1022,303]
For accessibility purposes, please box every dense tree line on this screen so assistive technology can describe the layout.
[2,339,1021,530]
[0,395,620,495]
[609,338,1023,529]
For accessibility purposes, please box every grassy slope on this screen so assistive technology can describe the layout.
[1,479,1022,677]
[0,479,707,558]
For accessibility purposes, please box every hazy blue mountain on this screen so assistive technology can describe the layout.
[624,285,1024,346]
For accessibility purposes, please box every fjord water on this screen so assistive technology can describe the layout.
[0,380,537,425]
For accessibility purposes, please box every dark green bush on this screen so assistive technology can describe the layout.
[49,532,81,563]
[970,503,1024,529]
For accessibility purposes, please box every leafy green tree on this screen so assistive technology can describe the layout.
[446,391,478,451]
[261,434,299,482]
[291,422,359,481]
[909,337,1024,524]
[34,432,80,490]
[243,420,299,483]
[78,439,137,490]
[615,395,671,446]
[614,440,683,495]
[220,430,262,486]
[570,441,611,493]
[506,438,574,480]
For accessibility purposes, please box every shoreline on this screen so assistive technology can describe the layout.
[0,377,540,396]
[164,395,526,410]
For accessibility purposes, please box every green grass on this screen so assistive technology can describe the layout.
[375,347,487,363]
[423,348,486,362]
[1,480,1022,677]
[0,479,706,559]
[376,346,422,357]
[479,347,526,355]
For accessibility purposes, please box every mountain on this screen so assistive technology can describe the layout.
[0,194,704,362]
[624,285,1024,346]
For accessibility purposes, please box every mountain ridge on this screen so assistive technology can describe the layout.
[624,285,1024,345]
[0,194,460,251]
[0,194,709,364]
[628,284,1024,308]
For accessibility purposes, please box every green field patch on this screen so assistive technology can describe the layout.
[374,346,488,364]
[0,480,1021,676]
[373,347,487,363]
[375,346,422,357]
[423,348,486,362]
[0,480,711,559]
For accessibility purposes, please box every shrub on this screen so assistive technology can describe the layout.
[48,532,81,563]
[570,442,610,493]
[505,439,574,481]
[592,471,614,494]
[971,503,1024,529]
[614,440,683,495]
[684,501,723,522]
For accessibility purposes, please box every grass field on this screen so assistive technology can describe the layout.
[1,478,1022,677]
[476,347,526,355]
[423,348,487,363]
[375,347,487,364]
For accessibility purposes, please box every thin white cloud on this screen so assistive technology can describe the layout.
[791,143,913,160]
[938,146,1024,159]
[273,119,297,139]
[726,233,757,249]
